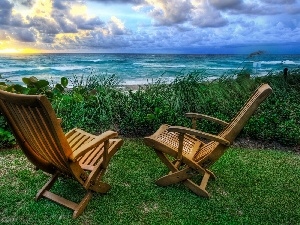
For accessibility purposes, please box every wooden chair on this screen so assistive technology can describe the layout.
[0,90,123,218]
[144,84,272,197]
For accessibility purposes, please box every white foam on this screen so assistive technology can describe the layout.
[51,66,87,71]
[133,63,186,68]
[260,60,298,65]
[0,67,37,73]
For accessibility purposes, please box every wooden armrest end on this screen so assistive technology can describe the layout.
[185,113,229,126]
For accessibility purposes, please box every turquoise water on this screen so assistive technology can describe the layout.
[0,53,299,86]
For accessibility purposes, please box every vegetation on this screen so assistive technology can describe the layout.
[0,140,299,224]
[1,68,300,149]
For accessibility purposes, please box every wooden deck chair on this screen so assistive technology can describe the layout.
[144,84,272,197]
[0,90,123,218]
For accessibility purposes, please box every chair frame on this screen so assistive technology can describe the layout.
[0,90,123,218]
[144,84,272,197]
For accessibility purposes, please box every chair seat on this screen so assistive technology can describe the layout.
[66,128,121,171]
[145,124,203,162]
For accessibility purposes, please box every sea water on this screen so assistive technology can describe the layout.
[0,53,299,86]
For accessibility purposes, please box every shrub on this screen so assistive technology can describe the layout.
[1,69,300,149]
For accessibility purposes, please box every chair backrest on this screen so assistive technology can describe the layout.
[0,90,73,174]
[219,83,272,142]
[194,84,272,165]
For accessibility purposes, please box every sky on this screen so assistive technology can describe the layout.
[0,0,300,54]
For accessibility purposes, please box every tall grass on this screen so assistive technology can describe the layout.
[1,68,300,148]
[49,68,300,146]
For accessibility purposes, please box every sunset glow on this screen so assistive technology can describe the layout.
[0,48,21,54]
[0,48,40,54]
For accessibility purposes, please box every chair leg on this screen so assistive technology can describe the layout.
[183,179,210,198]
[155,150,178,173]
[73,191,93,219]
[154,150,213,197]
[156,167,193,186]
[89,181,111,193]
[35,171,60,200]
[34,171,98,218]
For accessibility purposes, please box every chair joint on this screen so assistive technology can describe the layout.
[80,173,88,181]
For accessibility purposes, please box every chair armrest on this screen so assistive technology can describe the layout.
[68,130,118,161]
[168,126,231,146]
[185,113,229,126]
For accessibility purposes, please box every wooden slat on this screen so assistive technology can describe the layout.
[32,107,69,172]
[9,104,49,161]
[79,144,103,165]
[65,128,77,139]
[25,106,60,165]
[89,147,104,166]
[68,133,86,147]
[43,191,78,210]
[71,136,93,150]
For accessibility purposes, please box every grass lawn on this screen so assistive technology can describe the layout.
[0,139,299,225]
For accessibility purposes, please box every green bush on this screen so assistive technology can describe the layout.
[0,115,15,148]
[1,69,300,149]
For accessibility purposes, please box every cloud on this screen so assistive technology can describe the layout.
[55,17,78,33]
[191,1,228,27]
[53,0,68,10]
[20,0,36,7]
[106,16,127,35]
[209,0,243,10]
[71,16,104,30]
[264,0,296,4]
[147,0,193,26]
[88,0,144,4]
[0,30,9,40]
[10,28,36,42]
[134,0,229,28]
[0,0,14,25]
[0,0,299,53]
[29,16,61,34]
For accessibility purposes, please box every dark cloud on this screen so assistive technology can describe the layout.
[10,13,27,27]
[192,12,228,28]
[264,0,296,4]
[51,8,78,33]
[40,34,55,43]
[86,32,131,49]
[11,28,36,42]
[20,0,35,7]
[209,0,243,10]
[232,3,281,15]
[29,16,61,34]
[0,0,14,8]
[56,17,78,33]
[88,0,144,4]
[71,16,104,30]
[53,0,68,10]
[0,0,14,25]
[287,6,300,14]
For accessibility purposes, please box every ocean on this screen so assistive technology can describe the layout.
[0,53,299,86]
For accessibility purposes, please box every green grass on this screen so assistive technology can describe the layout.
[0,139,299,224]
